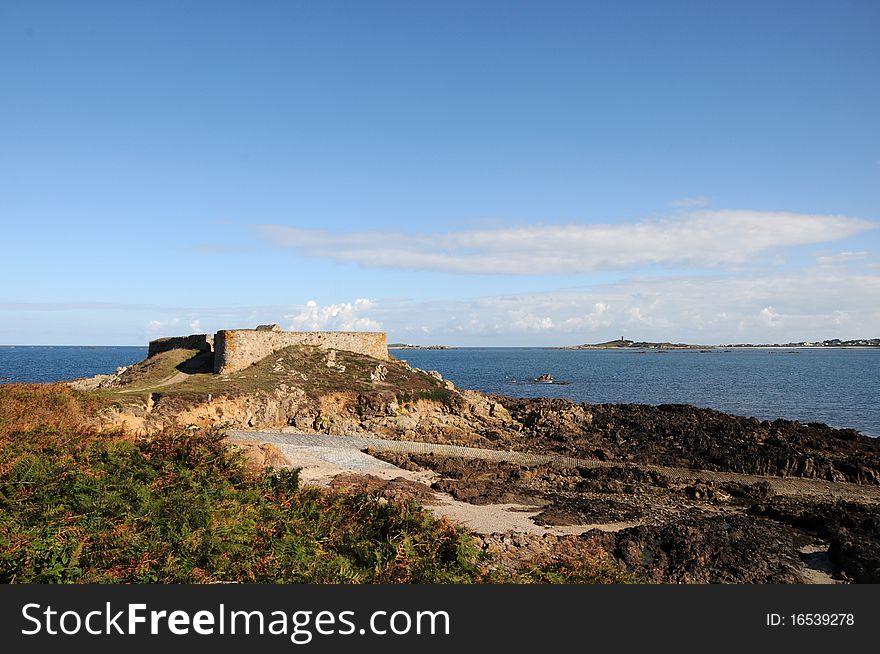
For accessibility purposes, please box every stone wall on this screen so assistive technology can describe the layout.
[148,334,214,358]
[213,330,388,374]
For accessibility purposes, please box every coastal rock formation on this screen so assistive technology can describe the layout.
[369,363,388,383]
[88,343,880,583]
[751,497,880,582]
[583,514,808,583]
[97,346,880,486]
[489,398,880,485]
[371,450,878,582]
[231,440,291,472]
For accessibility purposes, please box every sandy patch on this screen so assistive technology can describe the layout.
[237,436,633,536]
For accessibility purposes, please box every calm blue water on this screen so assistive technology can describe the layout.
[0,346,148,384]
[395,348,880,437]
[1,345,877,437]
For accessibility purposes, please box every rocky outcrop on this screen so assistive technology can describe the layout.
[473,514,812,583]
[95,344,880,584]
[751,497,880,582]
[68,366,130,391]
[231,440,291,472]
[493,398,880,485]
[105,382,880,485]
[584,514,808,583]
[100,343,880,486]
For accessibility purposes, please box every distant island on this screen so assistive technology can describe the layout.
[388,343,454,350]
[560,339,709,350]
[560,338,880,350]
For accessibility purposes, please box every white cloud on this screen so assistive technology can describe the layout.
[556,302,613,331]
[253,210,875,275]
[21,263,877,346]
[145,318,180,333]
[284,299,382,331]
[366,264,880,344]
[817,251,870,266]
[509,313,555,331]
[189,319,201,332]
[628,307,654,326]
[759,306,785,327]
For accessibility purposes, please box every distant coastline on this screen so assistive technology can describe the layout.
[558,338,880,350]
[388,343,456,350]
[0,344,145,348]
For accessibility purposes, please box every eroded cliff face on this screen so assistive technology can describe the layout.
[95,344,459,434]
[100,384,511,445]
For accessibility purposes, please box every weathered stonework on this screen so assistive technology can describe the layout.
[148,333,214,358]
[148,327,388,373]
[213,330,388,374]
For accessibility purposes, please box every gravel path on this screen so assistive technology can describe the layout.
[225,430,880,503]
[225,430,641,536]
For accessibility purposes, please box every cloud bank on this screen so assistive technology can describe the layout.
[5,258,877,345]
[4,208,876,345]
[253,210,875,274]
[152,259,872,345]
[284,299,381,331]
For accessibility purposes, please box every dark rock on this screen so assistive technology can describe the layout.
[583,514,808,583]
[492,397,880,484]
[751,498,880,582]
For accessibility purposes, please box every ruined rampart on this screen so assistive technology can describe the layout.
[148,334,214,358]
[212,330,388,374]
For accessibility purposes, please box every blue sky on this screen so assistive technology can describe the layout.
[1,0,878,345]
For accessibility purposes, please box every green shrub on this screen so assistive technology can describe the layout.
[0,416,485,583]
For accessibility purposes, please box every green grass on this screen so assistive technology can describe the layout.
[396,388,458,409]
[112,348,201,390]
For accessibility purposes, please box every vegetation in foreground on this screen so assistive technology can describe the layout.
[0,384,634,584]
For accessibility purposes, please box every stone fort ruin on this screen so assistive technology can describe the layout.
[148,324,389,374]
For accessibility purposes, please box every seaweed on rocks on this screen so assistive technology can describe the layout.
[495,398,880,484]
[750,498,880,582]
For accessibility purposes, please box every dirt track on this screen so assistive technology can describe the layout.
[225,430,624,537]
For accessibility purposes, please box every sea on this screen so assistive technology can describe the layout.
[396,347,880,438]
[0,346,148,385]
[1,345,877,437]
